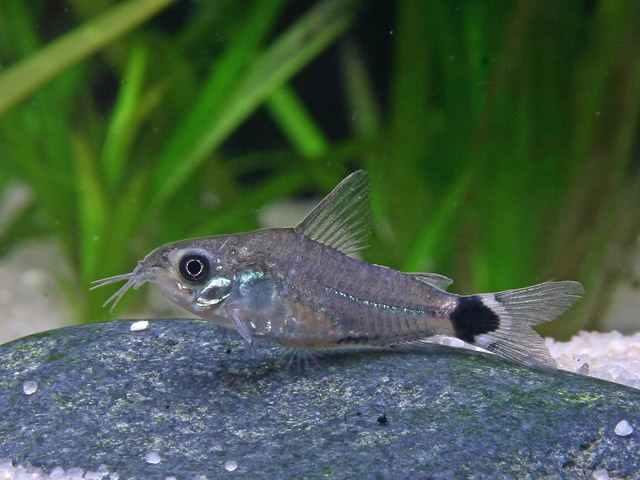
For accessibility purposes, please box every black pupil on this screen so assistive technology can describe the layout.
[179,254,209,283]
[186,259,203,276]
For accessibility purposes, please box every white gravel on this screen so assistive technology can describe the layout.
[546,331,640,390]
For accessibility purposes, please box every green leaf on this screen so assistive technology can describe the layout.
[149,0,359,207]
[267,85,329,159]
[71,134,108,285]
[340,42,382,138]
[102,41,148,190]
[402,163,477,273]
[379,0,432,259]
[266,85,344,191]
[148,0,287,206]
[0,0,177,116]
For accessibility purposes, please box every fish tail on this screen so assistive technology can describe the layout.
[449,281,584,369]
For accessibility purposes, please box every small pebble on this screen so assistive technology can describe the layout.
[577,363,589,375]
[441,337,466,348]
[130,320,149,332]
[615,419,633,436]
[22,380,38,395]
[49,466,66,478]
[224,460,238,472]
[67,467,85,479]
[145,452,162,464]
[592,468,610,480]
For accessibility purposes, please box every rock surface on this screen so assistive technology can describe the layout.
[0,318,639,480]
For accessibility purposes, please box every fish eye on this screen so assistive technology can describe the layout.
[178,253,210,283]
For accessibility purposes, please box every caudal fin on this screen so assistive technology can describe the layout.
[450,281,584,369]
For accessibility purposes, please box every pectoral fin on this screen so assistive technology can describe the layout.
[226,307,254,350]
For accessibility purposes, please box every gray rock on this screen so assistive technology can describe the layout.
[0,318,639,479]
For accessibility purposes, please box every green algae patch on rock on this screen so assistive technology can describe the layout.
[0,318,639,479]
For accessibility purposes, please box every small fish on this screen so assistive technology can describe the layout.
[91,171,584,369]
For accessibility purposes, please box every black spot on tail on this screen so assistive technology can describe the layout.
[450,295,500,343]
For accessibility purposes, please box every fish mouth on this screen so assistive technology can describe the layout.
[90,262,155,312]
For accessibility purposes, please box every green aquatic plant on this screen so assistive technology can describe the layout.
[0,1,639,337]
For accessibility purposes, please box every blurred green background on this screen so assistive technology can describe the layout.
[1,0,639,340]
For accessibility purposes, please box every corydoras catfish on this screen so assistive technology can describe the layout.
[91,171,584,369]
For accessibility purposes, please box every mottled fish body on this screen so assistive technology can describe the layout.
[92,171,584,369]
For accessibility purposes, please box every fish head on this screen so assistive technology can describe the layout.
[91,236,239,317]
[141,242,238,314]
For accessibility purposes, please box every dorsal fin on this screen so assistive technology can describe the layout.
[411,273,453,291]
[295,171,372,255]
